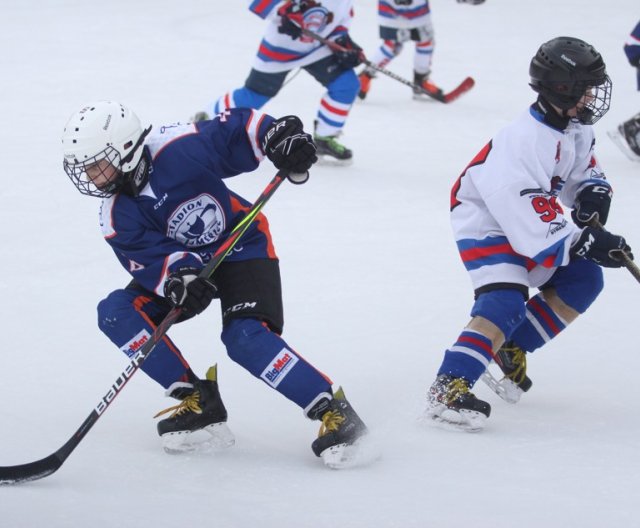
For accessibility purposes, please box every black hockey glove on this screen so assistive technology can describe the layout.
[164,267,218,316]
[457,0,486,4]
[277,0,320,39]
[571,183,613,228]
[333,35,365,69]
[263,116,317,183]
[570,227,633,268]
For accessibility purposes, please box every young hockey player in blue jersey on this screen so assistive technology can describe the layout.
[196,0,363,165]
[422,37,633,432]
[608,20,640,161]
[357,0,484,101]
[61,101,369,468]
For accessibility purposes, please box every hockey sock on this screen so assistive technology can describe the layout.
[437,330,494,385]
[413,40,433,74]
[221,318,333,409]
[508,293,568,353]
[316,71,359,136]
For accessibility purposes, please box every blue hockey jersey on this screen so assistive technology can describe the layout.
[99,108,278,296]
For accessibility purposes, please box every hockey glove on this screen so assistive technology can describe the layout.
[457,0,486,4]
[333,35,365,69]
[277,0,320,39]
[263,116,317,183]
[571,183,613,228]
[164,267,218,316]
[570,227,633,268]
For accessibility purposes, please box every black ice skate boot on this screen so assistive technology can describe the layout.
[307,387,369,468]
[413,71,444,101]
[620,114,640,157]
[425,375,491,432]
[313,121,353,165]
[155,364,235,453]
[496,341,533,393]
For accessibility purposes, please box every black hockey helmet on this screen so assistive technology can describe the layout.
[529,36,612,124]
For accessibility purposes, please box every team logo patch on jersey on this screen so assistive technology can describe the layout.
[167,193,226,247]
[121,329,151,358]
[260,348,299,388]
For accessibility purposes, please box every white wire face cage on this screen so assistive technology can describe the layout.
[63,146,123,198]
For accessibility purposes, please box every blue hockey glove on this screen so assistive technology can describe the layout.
[571,183,612,228]
[263,116,317,183]
[333,35,365,69]
[570,227,633,268]
[164,267,218,316]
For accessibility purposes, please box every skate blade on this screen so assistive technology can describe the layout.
[422,406,487,433]
[161,422,235,454]
[319,435,381,469]
[316,154,353,167]
[480,370,523,404]
[607,129,640,162]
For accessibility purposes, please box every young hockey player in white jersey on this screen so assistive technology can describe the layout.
[357,0,484,101]
[608,20,640,161]
[197,0,364,165]
[423,37,633,432]
[60,101,370,468]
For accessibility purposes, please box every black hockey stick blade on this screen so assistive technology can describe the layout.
[0,454,63,485]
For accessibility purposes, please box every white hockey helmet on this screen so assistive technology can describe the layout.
[62,101,150,197]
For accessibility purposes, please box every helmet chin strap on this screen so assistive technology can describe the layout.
[119,125,153,168]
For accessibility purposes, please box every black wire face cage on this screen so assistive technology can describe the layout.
[63,146,123,198]
[574,75,612,125]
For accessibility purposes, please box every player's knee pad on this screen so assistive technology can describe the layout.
[221,318,272,374]
[546,259,604,313]
[244,69,287,98]
[97,289,137,334]
[470,288,527,337]
[382,39,403,57]
[326,70,360,104]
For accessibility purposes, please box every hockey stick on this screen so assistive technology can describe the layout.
[0,171,288,485]
[299,27,474,104]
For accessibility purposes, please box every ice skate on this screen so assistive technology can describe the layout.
[480,341,532,404]
[608,114,640,162]
[155,365,235,454]
[357,70,374,100]
[424,375,491,432]
[313,131,353,166]
[307,387,375,469]
[412,71,444,101]
[190,111,210,123]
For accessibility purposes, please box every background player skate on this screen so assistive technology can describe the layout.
[608,19,640,161]
[197,0,363,165]
[357,0,484,102]
[60,101,369,468]
[423,37,633,432]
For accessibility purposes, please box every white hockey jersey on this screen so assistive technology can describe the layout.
[249,0,355,73]
[377,0,431,30]
[450,104,609,290]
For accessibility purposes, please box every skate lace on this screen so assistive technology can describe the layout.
[318,410,346,437]
[444,378,470,405]
[502,345,527,385]
[153,391,203,419]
